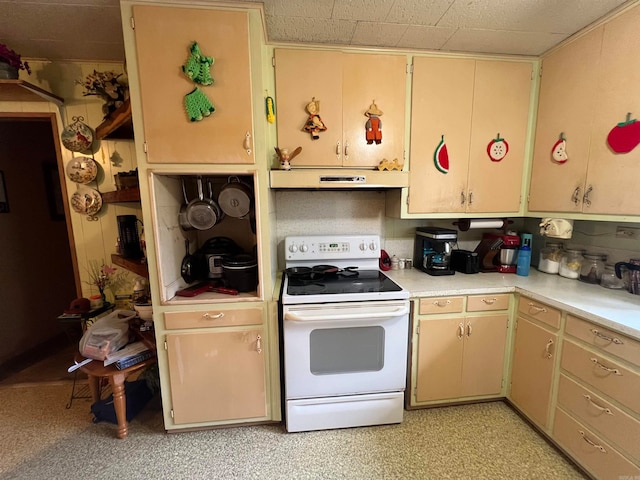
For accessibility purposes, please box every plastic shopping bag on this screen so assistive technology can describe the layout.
[79,310,136,360]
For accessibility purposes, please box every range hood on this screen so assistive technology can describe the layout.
[270,169,408,189]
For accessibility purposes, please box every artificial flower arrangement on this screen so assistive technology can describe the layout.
[0,43,31,74]
[79,70,129,118]
[85,260,128,300]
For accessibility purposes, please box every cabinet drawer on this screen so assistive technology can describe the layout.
[466,294,510,312]
[553,407,640,480]
[557,374,640,462]
[517,296,561,329]
[561,339,640,413]
[418,296,464,315]
[566,315,640,367]
[164,307,264,330]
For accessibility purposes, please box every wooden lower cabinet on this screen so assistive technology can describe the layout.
[509,315,558,429]
[415,314,508,402]
[166,328,267,425]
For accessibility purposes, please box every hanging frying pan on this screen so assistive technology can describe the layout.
[179,177,195,231]
[185,176,220,230]
[181,239,196,283]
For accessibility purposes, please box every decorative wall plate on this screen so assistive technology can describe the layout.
[61,116,94,154]
[65,156,97,184]
[71,186,102,220]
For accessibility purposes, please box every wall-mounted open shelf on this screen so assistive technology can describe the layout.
[111,254,148,278]
[0,80,64,105]
[102,187,141,203]
[96,98,133,140]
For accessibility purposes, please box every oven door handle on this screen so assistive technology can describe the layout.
[284,306,409,322]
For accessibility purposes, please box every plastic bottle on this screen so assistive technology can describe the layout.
[516,234,532,276]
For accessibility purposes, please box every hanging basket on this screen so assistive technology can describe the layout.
[0,62,19,80]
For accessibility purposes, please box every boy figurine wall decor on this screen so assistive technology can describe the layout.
[365,101,383,145]
[302,98,327,140]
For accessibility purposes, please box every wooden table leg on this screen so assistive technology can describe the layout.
[110,372,128,439]
[87,375,101,403]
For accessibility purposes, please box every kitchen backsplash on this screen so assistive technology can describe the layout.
[275,191,640,270]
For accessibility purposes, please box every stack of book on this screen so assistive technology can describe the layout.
[104,341,154,370]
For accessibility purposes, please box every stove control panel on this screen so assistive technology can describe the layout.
[285,235,381,262]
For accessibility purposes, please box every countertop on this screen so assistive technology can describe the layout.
[385,268,640,340]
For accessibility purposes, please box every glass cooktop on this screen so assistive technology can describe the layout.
[285,270,403,296]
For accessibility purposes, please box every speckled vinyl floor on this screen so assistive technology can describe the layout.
[0,383,587,480]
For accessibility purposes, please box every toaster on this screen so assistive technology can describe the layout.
[451,250,480,274]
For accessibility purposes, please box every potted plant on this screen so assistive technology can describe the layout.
[0,43,31,79]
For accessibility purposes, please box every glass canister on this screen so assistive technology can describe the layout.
[538,242,563,274]
[558,249,584,279]
[600,264,625,289]
[579,253,607,284]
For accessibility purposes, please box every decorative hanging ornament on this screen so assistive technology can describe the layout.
[61,116,94,154]
[182,42,216,122]
[487,133,509,162]
[364,100,383,145]
[265,96,276,124]
[301,97,327,140]
[551,133,568,163]
[434,135,449,174]
[607,112,640,153]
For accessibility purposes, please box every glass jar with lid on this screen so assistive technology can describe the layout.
[579,253,607,283]
[600,264,626,289]
[538,242,563,274]
[558,249,584,279]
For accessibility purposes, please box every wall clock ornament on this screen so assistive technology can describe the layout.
[487,133,509,162]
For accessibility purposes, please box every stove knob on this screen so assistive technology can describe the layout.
[300,244,308,253]
[289,244,298,253]
[359,242,367,251]
[369,242,377,251]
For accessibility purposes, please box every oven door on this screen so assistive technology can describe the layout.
[282,300,410,399]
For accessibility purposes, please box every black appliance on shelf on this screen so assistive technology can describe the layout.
[117,215,143,259]
[414,227,457,276]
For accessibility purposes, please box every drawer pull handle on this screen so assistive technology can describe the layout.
[590,329,624,345]
[202,312,225,320]
[434,300,451,307]
[482,298,497,305]
[256,334,262,354]
[528,303,547,314]
[579,430,606,453]
[582,394,613,415]
[545,339,554,359]
[590,357,622,375]
[458,323,464,339]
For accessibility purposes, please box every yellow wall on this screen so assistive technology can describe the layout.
[0,60,142,299]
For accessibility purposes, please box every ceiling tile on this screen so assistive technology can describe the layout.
[333,0,395,22]
[442,28,568,56]
[271,0,334,18]
[351,22,408,46]
[266,15,357,44]
[396,25,456,50]
[385,0,455,25]
[438,0,630,33]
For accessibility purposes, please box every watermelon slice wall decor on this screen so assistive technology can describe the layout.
[487,133,509,162]
[434,135,449,174]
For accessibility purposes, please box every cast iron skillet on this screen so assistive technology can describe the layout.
[285,265,359,280]
[181,239,195,283]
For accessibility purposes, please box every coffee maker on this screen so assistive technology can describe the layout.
[474,232,520,273]
[414,227,457,276]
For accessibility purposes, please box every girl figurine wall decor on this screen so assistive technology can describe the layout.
[302,98,327,140]
[365,101,383,145]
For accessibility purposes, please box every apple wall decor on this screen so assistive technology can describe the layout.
[607,112,640,153]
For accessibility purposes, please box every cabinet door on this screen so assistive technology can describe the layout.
[528,27,603,213]
[586,8,640,215]
[132,6,254,164]
[461,314,508,397]
[166,329,266,424]
[342,53,407,168]
[467,60,532,213]
[408,57,474,214]
[416,317,464,401]
[274,49,343,167]
[510,316,558,428]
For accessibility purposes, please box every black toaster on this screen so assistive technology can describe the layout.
[451,250,480,274]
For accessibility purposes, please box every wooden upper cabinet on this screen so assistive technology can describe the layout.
[587,8,640,215]
[409,57,474,214]
[408,57,531,214]
[467,60,531,213]
[132,6,254,164]
[274,49,406,168]
[528,27,603,213]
